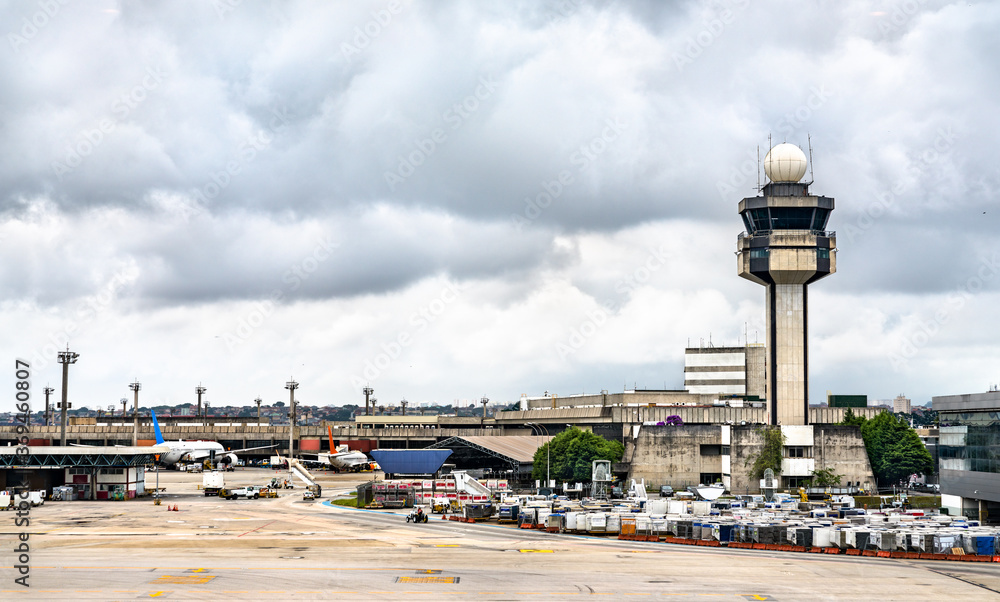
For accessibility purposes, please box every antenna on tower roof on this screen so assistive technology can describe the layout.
[766,133,773,184]
[756,145,761,192]
[807,133,815,185]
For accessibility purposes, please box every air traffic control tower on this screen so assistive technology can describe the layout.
[737,143,836,426]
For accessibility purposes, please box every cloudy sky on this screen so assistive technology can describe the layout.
[2,0,997,414]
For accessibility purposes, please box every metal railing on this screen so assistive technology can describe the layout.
[738,230,835,240]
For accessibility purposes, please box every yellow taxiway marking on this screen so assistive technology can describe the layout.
[397,576,459,584]
[153,575,215,585]
[519,549,554,553]
[149,592,166,598]
[434,544,460,547]
[190,568,207,573]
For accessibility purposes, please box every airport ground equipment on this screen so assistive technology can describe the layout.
[406,507,429,523]
[202,470,225,497]
[279,455,322,498]
[268,477,293,489]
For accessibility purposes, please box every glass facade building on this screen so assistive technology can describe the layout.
[933,391,1000,522]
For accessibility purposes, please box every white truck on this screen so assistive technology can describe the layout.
[203,471,225,497]
[220,486,260,500]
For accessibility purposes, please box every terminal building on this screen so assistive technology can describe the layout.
[683,344,765,398]
[934,391,1000,521]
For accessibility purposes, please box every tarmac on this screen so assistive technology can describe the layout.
[3,468,999,600]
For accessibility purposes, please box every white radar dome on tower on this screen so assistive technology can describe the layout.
[763,143,808,183]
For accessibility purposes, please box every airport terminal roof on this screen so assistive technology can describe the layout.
[0,445,168,468]
[426,435,553,470]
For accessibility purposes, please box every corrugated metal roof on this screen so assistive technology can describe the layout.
[453,435,553,463]
[0,445,171,455]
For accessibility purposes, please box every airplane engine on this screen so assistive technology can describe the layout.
[217,453,239,466]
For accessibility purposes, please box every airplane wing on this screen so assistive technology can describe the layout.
[184,449,213,462]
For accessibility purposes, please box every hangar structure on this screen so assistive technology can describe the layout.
[426,435,552,482]
[0,445,165,500]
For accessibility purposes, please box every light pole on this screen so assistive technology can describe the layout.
[196,385,207,419]
[129,380,141,446]
[255,396,262,421]
[285,379,298,460]
[400,399,408,416]
[526,422,550,490]
[480,397,489,425]
[363,386,373,416]
[57,348,79,446]
[43,387,54,427]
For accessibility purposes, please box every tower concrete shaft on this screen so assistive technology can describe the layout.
[738,180,836,426]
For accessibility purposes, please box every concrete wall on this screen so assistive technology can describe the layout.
[627,425,722,489]
[812,425,876,491]
[707,424,875,494]
[745,344,766,400]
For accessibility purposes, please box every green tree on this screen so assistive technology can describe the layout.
[853,411,934,487]
[809,467,843,487]
[531,427,624,483]
[745,426,786,480]
[839,407,866,427]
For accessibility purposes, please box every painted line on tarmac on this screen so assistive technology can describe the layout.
[236,520,276,537]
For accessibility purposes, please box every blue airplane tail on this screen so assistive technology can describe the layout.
[151,409,165,445]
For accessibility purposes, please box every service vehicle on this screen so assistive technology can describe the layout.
[406,507,429,523]
[220,486,260,500]
[202,471,225,497]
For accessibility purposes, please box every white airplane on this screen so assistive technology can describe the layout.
[151,410,276,467]
[300,425,372,472]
